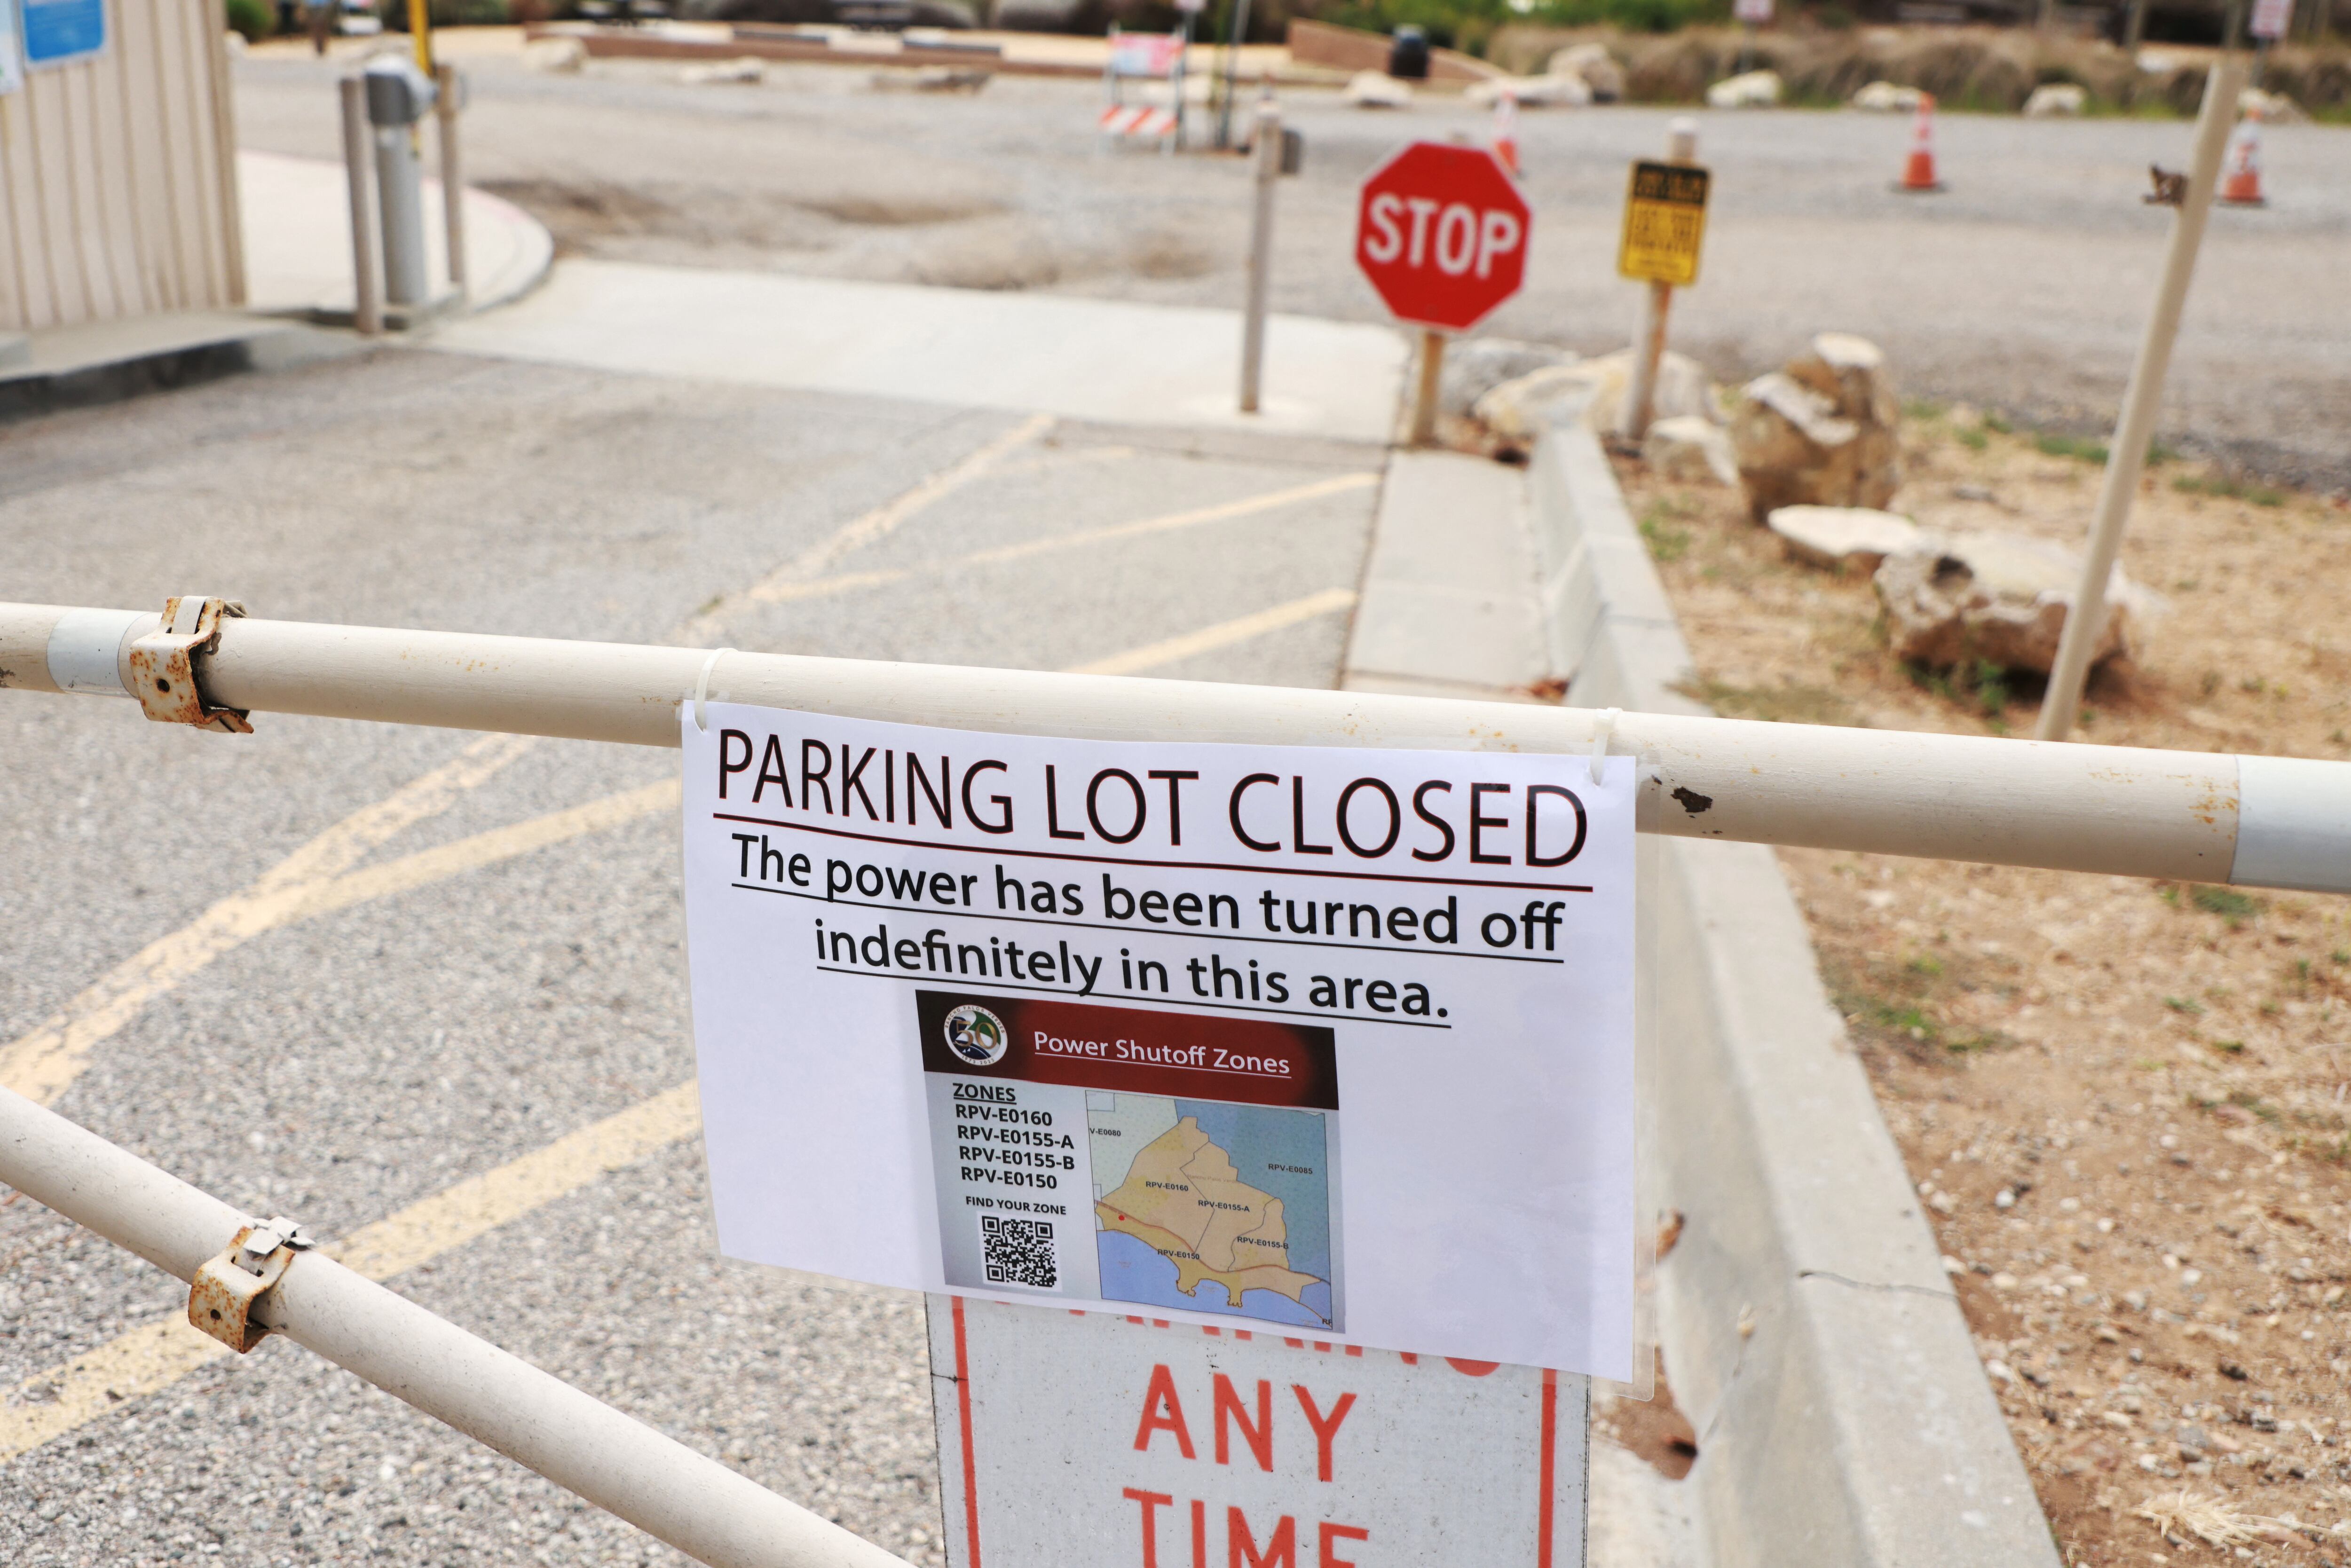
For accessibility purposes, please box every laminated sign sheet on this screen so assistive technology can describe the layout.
[680,706,1635,1377]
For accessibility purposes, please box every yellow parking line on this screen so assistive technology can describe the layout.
[0,419,1050,1108]
[0,594,1365,1461]
[0,733,538,1106]
[1068,589,1358,678]
[0,1084,703,1464]
[752,472,1379,607]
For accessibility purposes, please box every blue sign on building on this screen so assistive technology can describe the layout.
[23,0,106,67]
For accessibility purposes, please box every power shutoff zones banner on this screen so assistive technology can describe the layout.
[680,706,1636,1377]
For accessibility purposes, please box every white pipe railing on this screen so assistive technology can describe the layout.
[2,600,2345,893]
[0,1080,911,1568]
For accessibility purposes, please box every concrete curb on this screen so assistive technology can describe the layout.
[1528,418,2064,1568]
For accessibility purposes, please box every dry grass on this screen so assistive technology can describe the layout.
[1620,415,2351,1566]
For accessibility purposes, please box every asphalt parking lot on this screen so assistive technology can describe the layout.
[233,43,2351,486]
[0,343,1381,1566]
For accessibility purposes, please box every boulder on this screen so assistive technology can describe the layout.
[1873,532,2147,673]
[1440,338,1577,418]
[1473,348,1717,443]
[1850,79,1924,111]
[1767,505,1921,573]
[2239,86,2307,123]
[1467,73,1591,108]
[522,36,588,72]
[871,65,992,92]
[2022,82,2086,117]
[1343,71,1412,109]
[1706,69,1780,109]
[1546,42,1624,102]
[1730,332,1901,522]
[1643,416,1738,486]
[678,55,765,84]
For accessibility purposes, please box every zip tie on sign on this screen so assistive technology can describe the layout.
[692,647,735,733]
[1589,707,1621,787]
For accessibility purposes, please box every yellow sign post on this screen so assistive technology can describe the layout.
[1613,126,1708,444]
[1616,159,1711,287]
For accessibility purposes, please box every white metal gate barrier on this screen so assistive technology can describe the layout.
[2,596,2346,1567]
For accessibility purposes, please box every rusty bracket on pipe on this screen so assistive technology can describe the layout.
[128,595,253,733]
[189,1217,314,1352]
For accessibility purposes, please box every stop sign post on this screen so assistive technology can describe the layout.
[1355,141,1531,444]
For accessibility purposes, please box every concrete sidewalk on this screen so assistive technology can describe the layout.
[239,149,552,321]
[426,258,1409,443]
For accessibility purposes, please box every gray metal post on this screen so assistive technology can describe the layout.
[363,57,437,309]
[339,78,384,336]
[435,63,468,302]
[1238,98,1280,414]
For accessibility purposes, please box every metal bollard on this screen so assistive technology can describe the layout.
[435,63,468,302]
[338,77,384,336]
[1238,96,1281,415]
[363,55,439,308]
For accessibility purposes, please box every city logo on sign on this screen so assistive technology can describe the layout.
[944,1003,1010,1066]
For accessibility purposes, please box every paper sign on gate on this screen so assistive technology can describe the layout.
[681,707,1636,1377]
[2250,0,2292,39]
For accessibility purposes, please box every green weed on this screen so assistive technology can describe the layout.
[2173,471,2286,507]
[2164,996,2203,1015]
[2188,885,2264,928]
[1639,506,1692,563]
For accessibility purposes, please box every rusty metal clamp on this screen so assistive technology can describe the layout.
[189,1217,315,1352]
[128,594,253,733]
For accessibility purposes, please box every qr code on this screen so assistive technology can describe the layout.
[980,1214,1056,1289]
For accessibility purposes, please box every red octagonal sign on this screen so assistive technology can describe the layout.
[1356,141,1531,333]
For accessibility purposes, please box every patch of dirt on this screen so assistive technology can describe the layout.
[1619,416,2351,1566]
[1595,1354,1700,1482]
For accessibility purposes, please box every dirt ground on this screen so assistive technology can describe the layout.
[1617,416,2351,1565]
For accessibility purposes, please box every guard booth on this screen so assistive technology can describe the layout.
[0,0,247,367]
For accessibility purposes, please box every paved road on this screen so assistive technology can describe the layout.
[0,345,1380,1567]
[234,41,2351,486]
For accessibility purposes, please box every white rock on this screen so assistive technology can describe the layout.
[223,30,249,55]
[1343,71,1412,109]
[2238,86,2307,123]
[1706,69,1781,110]
[1643,415,1738,486]
[1767,505,1921,572]
[1440,338,1577,418]
[1473,348,1718,442]
[2022,83,2086,117]
[522,37,588,73]
[1850,79,1924,112]
[1730,332,1902,521]
[1467,72,1591,108]
[870,65,991,93]
[1546,42,1624,102]
[1873,531,2150,674]
[678,55,765,85]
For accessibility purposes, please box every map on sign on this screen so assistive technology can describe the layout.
[1090,1094,1336,1329]
[1617,160,1711,287]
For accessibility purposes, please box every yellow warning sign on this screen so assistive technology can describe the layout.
[1616,160,1711,287]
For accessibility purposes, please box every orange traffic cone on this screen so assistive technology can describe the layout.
[1897,93,1944,193]
[1492,90,1521,177]
[2220,109,2266,206]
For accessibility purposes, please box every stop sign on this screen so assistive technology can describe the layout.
[1355,141,1531,333]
